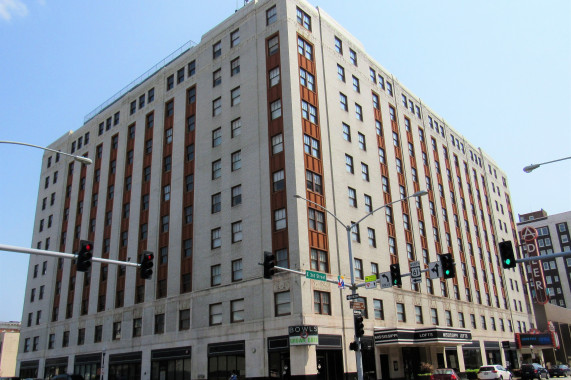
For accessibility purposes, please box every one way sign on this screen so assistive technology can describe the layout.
[428,262,442,279]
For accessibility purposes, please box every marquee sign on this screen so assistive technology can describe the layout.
[374,327,472,345]
[520,226,549,304]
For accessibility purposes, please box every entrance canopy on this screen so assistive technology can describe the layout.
[374,327,472,346]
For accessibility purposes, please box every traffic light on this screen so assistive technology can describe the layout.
[263,251,276,279]
[76,240,93,272]
[440,253,456,279]
[139,251,154,280]
[390,264,401,286]
[499,241,516,269]
[349,341,359,351]
[354,314,365,338]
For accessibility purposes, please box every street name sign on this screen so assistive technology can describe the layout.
[410,261,422,284]
[346,293,360,300]
[306,270,326,282]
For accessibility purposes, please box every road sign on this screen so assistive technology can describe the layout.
[346,293,360,300]
[350,301,365,310]
[410,261,421,284]
[365,274,377,289]
[338,275,345,289]
[428,261,442,279]
[306,270,326,282]
[379,271,392,289]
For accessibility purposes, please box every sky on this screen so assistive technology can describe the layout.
[0,0,569,322]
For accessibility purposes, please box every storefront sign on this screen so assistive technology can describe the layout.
[515,332,555,348]
[520,226,548,304]
[374,327,472,345]
[289,325,318,346]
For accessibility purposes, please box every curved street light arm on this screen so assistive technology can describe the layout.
[523,156,571,173]
[0,140,92,165]
[293,194,348,229]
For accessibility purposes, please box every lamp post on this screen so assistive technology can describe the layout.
[0,140,93,165]
[294,190,428,380]
[523,156,570,173]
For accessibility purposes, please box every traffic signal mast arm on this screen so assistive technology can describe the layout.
[0,243,140,268]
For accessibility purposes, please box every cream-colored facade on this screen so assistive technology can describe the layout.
[0,322,20,378]
[19,0,533,379]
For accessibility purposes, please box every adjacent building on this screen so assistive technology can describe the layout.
[517,210,571,365]
[18,0,534,378]
[0,321,21,378]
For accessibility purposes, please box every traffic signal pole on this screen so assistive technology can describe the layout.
[0,243,140,268]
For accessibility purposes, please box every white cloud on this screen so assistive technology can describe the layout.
[0,0,28,21]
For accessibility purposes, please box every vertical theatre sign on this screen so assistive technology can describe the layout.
[520,226,549,304]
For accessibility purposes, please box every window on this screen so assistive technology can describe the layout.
[232,221,243,243]
[301,100,317,123]
[113,321,121,340]
[364,194,372,212]
[268,35,279,55]
[211,228,221,249]
[379,147,386,164]
[368,228,377,247]
[177,67,185,84]
[272,134,283,154]
[187,87,196,105]
[306,170,322,194]
[231,185,242,206]
[275,291,291,316]
[354,258,363,279]
[397,303,406,322]
[231,87,241,106]
[179,309,190,331]
[275,208,287,230]
[345,154,354,173]
[297,37,313,60]
[387,82,393,96]
[163,156,171,172]
[212,127,222,147]
[273,170,285,192]
[276,248,288,268]
[167,74,174,90]
[230,299,245,323]
[154,313,165,334]
[161,215,169,233]
[211,265,221,286]
[351,224,361,242]
[374,299,384,319]
[212,97,222,116]
[308,208,325,232]
[213,40,221,58]
[148,88,155,102]
[231,57,240,76]
[211,193,221,213]
[300,68,315,91]
[296,7,311,30]
[270,99,282,119]
[334,36,343,54]
[349,48,357,65]
[212,159,222,179]
[213,68,222,87]
[269,67,280,87]
[314,291,331,315]
[231,29,240,47]
[231,150,242,171]
[348,187,357,207]
[232,259,243,281]
[210,303,222,325]
[415,306,424,324]
[372,92,380,109]
[311,248,328,272]
[361,163,369,181]
[355,103,363,121]
[337,64,345,82]
[342,123,351,141]
[183,239,192,258]
[352,76,360,92]
[266,5,277,25]
[340,92,348,111]
[186,144,194,161]
[303,135,320,158]
[231,118,242,138]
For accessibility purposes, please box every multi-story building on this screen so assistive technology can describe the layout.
[18,0,533,378]
[0,321,21,378]
[517,210,571,365]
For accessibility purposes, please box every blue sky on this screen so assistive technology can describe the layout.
[0,0,569,322]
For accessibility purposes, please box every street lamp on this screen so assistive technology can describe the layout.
[523,156,570,173]
[294,190,428,380]
[0,140,92,165]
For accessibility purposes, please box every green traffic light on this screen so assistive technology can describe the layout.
[505,259,511,265]
[445,270,450,275]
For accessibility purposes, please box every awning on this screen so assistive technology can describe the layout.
[374,327,472,346]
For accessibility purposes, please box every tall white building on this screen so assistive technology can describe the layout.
[18,0,533,379]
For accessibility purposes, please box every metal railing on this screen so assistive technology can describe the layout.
[84,39,197,124]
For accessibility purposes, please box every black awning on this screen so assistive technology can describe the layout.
[374,327,472,346]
